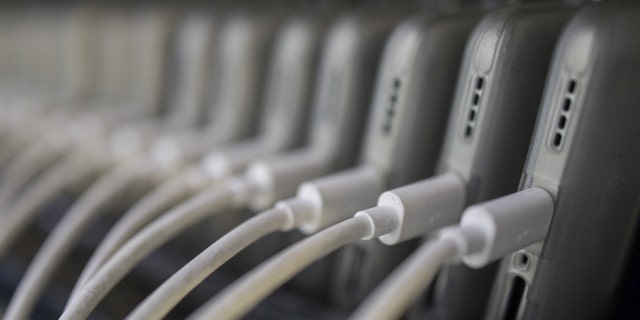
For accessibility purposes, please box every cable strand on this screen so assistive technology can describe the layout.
[60,184,239,320]
[187,215,372,320]
[2,161,148,320]
[69,173,195,302]
[348,238,459,320]
[126,207,291,320]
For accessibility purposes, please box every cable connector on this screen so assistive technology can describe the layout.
[357,173,467,245]
[355,206,399,240]
[119,167,384,320]
[277,165,385,234]
[243,148,329,210]
[274,198,315,231]
[439,187,554,268]
[199,138,274,184]
[348,188,554,320]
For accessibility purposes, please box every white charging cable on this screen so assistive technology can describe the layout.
[188,212,389,320]
[60,179,250,320]
[127,206,299,320]
[69,138,299,301]
[3,123,190,320]
[3,25,259,315]
[0,120,182,260]
[63,9,392,317]
[1,124,221,316]
[68,12,326,299]
[184,173,466,320]
[349,187,554,320]
[68,166,209,300]
[60,141,358,320]
[1,158,163,320]
[126,166,384,320]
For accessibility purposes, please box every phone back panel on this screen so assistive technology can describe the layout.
[425,4,575,319]
[330,11,484,309]
[486,2,640,319]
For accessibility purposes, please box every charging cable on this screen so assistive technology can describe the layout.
[64,134,278,300]
[1,124,223,318]
[183,173,466,320]
[0,120,185,260]
[61,141,363,320]
[349,187,554,320]
[69,137,301,301]
[68,166,210,300]
[2,12,271,312]
[60,145,331,320]
[1,158,165,320]
[188,211,387,320]
[68,12,326,299]
[126,166,383,320]
[60,179,250,320]
[0,94,211,313]
[63,10,395,317]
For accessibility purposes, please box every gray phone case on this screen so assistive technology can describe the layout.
[228,6,407,300]
[485,2,640,319]
[328,10,483,309]
[419,4,575,320]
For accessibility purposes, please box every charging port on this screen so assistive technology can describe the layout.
[503,275,526,320]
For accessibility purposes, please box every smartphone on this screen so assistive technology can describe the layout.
[197,6,287,143]
[418,4,575,319]
[227,6,406,297]
[327,9,484,309]
[484,2,640,319]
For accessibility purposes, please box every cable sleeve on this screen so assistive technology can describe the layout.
[294,165,385,234]
[374,172,467,245]
[126,207,292,320]
[60,184,241,320]
[244,148,329,210]
[187,215,372,320]
[456,187,554,268]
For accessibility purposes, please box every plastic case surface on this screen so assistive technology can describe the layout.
[485,2,640,319]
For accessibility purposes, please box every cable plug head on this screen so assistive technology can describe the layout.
[355,206,399,240]
[457,187,554,268]
[200,152,235,184]
[295,165,384,234]
[243,149,328,211]
[274,198,316,231]
[376,173,467,245]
